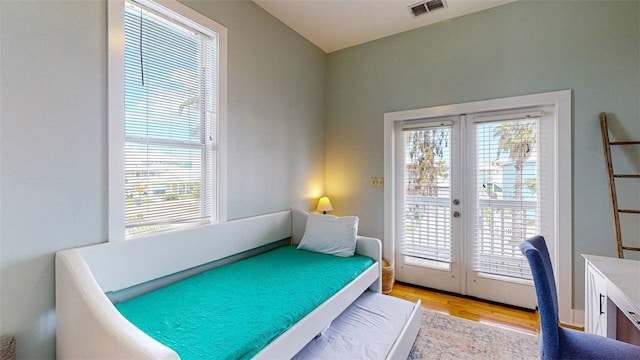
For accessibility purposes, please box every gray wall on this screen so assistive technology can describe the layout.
[1,0,639,358]
[0,0,325,358]
[325,0,640,311]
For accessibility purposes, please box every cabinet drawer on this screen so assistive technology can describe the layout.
[608,284,640,332]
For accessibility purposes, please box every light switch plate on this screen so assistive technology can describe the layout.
[370,177,384,187]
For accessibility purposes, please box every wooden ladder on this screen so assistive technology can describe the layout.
[599,112,640,258]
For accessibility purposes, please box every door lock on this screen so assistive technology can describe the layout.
[453,211,460,218]
[452,199,460,205]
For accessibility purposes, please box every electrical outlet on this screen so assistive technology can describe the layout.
[370,177,384,187]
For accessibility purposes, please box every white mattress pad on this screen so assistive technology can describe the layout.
[293,290,417,359]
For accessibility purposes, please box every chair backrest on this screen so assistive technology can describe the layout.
[520,235,559,359]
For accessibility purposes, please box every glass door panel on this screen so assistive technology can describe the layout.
[395,119,462,293]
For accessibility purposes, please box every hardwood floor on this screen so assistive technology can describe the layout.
[389,282,541,335]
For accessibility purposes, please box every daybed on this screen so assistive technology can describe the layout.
[56,210,421,359]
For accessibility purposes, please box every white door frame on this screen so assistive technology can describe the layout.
[383,90,575,324]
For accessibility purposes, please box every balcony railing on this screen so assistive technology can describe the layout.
[403,195,536,279]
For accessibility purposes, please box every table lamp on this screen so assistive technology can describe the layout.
[316,196,334,214]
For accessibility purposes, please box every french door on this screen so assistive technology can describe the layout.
[394,107,554,309]
[394,118,463,294]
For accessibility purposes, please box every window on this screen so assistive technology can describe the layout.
[109,0,227,240]
[400,122,453,268]
[472,113,543,281]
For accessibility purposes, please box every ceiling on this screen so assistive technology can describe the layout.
[253,0,515,53]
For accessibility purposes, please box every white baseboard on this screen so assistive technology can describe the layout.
[565,309,584,328]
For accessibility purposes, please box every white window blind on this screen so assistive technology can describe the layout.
[123,0,218,237]
[472,115,541,280]
[401,124,452,264]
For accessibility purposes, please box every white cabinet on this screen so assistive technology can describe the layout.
[585,261,608,336]
[583,254,640,344]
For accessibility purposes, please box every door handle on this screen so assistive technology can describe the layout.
[599,294,605,315]
[453,211,460,218]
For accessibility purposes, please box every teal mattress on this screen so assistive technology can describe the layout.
[115,246,374,360]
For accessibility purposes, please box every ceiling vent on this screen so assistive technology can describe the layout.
[410,0,447,17]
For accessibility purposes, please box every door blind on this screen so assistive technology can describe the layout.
[401,125,452,263]
[472,116,540,280]
[123,1,218,237]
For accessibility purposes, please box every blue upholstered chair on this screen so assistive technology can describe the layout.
[520,235,640,359]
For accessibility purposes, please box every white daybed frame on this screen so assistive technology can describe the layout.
[56,210,420,359]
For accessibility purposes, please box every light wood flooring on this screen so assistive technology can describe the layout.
[389,282,541,335]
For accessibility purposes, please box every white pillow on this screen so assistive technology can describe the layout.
[297,213,359,257]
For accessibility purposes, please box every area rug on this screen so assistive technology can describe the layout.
[409,310,539,360]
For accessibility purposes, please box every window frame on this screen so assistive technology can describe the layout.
[108,0,227,242]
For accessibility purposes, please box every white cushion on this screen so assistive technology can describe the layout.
[297,214,359,257]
